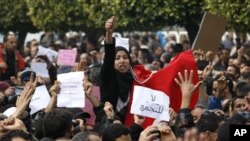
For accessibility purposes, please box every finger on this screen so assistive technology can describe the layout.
[174,78,181,86]
[184,70,188,81]
[29,73,34,83]
[178,72,184,82]
[189,70,194,82]
[193,81,203,92]
[33,75,38,86]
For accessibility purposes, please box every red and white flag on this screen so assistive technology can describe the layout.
[125,50,199,127]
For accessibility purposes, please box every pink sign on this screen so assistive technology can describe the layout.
[57,49,77,66]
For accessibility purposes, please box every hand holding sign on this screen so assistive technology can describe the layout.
[49,81,61,97]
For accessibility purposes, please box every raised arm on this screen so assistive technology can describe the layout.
[100,16,116,83]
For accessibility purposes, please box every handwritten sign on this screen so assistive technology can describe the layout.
[29,85,51,115]
[57,49,77,66]
[37,46,58,63]
[115,37,129,51]
[192,12,226,53]
[57,72,85,108]
[31,62,49,78]
[131,86,170,121]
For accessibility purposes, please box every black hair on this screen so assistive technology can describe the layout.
[115,46,133,66]
[217,122,230,141]
[230,96,247,111]
[0,130,31,141]
[195,111,223,133]
[237,84,250,97]
[102,123,131,141]
[172,43,183,54]
[139,48,153,64]
[72,131,100,141]
[43,108,73,139]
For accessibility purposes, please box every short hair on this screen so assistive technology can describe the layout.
[217,122,230,141]
[230,96,247,111]
[43,108,73,139]
[0,130,31,141]
[195,111,224,133]
[72,131,100,141]
[102,123,131,141]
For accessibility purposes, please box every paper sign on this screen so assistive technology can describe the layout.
[83,85,100,125]
[192,12,226,53]
[57,72,85,108]
[131,86,170,121]
[29,85,51,115]
[115,37,129,51]
[37,46,58,63]
[57,49,77,66]
[31,62,49,78]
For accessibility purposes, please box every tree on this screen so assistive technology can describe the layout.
[0,0,37,48]
[80,0,205,44]
[26,0,205,44]
[206,0,250,34]
[26,0,87,31]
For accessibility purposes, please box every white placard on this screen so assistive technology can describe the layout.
[29,85,51,115]
[115,37,129,51]
[131,86,170,121]
[57,72,85,108]
[31,62,49,78]
[37,46,58,63]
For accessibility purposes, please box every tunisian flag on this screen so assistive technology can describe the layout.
[125,50,199,127]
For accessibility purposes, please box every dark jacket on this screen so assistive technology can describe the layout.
[99,39,133,123]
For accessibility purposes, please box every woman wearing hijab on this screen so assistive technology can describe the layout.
[99,16,134,123]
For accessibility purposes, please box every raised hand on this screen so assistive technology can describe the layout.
[83,77,93,99]
[13,73,38,118]
[139,125,160,141]
[175,70,202,108]
[105,16,115,44]
[49,81,61,97]
[104,101,115,119]
[0,117,27,133]
[134,115,145,126]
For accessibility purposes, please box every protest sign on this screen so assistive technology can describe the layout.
[29,85,51,115]
[115,37,129,51]
[31,62,49,78]
[57,49,77,66]
[37,46,58,62]
[131,85,170,121]
[57,72,85,108]
[192,12,226,53]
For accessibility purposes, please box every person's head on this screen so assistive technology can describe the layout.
[195,111,224,141]
[43,108,73,139]
[72,131,101,141]
[137,48,153,65]
[20,70,36,86]
[79,53,91,66]
[102,123,131,141]
[226,65,240,80]
[30,46,38,58]
[182,40,190,50]
[114,47,131,73]
[3,34,17,51]
[0,130,31,141]
[230,96,249,116]
[217,122,230,141]
[191,106,205,124]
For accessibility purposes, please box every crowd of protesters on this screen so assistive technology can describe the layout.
[0,16,249,141]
